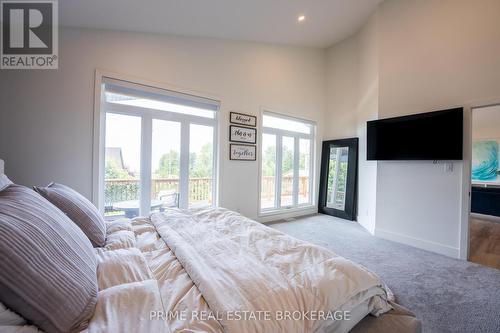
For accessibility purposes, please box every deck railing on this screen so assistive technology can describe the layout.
[105,178,212,206]
[105,176,308,207]
[260,176,309,198]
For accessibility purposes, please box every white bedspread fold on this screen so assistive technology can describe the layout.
[151,208,391,332]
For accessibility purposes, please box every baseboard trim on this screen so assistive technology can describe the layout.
[259,207,318,224]
[374,228,460,258]
[357,216,375,235]
[470,213,500,223]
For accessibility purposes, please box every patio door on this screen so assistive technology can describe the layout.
[151,119,181,212]
[99,77,219,220]
[260,112,315,214]
[104,113,142,219]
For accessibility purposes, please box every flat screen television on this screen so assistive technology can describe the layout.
[367,108,463,160]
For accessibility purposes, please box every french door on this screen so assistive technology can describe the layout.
[260,112,315,213]
[99,77,219,220]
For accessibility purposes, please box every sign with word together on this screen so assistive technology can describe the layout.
[230,144,256,161]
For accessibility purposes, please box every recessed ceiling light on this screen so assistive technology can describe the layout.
[297,15,306,22]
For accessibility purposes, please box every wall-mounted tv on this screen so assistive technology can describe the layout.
[367,108,463,160]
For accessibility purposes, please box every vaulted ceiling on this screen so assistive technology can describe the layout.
[60,0,382,48]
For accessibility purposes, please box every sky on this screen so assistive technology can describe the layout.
[105,113,213,174]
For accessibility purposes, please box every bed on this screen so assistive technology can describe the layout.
[0,159,420,332]
[82,208,420,333]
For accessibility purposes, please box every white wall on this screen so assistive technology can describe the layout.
[324,12,379,233]
[375,161,464,257]
[472,105,500,140]
[324,37,359,140]
[355,13,379,234]
[376,0,500,258]
[0,28,325,221]
[325,0,500,258]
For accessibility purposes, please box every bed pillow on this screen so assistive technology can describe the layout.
[0,174,12,191]
[0,302,26,326]
[34,182,106,247]
[0,184,98,333]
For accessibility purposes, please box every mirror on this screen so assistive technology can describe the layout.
[318,138,358,220]
[326,146,349,210]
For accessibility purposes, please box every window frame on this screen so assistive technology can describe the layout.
[259,110,316,215]
[93,71,219,215]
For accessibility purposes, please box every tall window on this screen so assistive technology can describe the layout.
[98,77,219,220]
[260,112,315,213]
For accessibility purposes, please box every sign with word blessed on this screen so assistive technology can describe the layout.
[230,144,256,161]
[230,112,256,127]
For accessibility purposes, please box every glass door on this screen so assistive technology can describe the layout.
[260,112,315,213]
[151,119,181,212]
[281,136,295,207]
[104,113,142,220]
[326,146,349,211]
[189,124,215,208]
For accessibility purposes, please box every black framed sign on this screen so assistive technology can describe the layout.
[318,138,358,220]
[229,125,257,144]
[230,112,257,127]
[229,144,256,161]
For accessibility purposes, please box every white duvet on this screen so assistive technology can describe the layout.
[5,208,391,333]
[88,208,391,333]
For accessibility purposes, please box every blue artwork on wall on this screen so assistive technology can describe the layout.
[472,141,499,181]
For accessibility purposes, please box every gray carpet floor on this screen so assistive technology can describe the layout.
[268,214,500,333]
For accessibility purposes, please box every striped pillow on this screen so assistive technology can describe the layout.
[0,184,98,333]
[34,183,106,247]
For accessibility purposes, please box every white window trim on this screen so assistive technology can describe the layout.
[93,69,220,213]
[258,109,316,216]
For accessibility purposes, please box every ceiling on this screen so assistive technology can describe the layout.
[59,0,383,48]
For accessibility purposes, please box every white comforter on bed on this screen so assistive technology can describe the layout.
[86,207,391,333]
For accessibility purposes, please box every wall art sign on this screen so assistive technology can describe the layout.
[230,112,256,127]
[472,140,499,182]
[230,125,257,144]
[230,144,256,161]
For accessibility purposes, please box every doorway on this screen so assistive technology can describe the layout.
[469,104,500,269]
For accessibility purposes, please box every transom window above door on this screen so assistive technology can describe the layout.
[260,112,316,213]
[96,77,219,220]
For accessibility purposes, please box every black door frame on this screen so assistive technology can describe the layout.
[318,138,358,220]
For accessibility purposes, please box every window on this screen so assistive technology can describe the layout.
[260,112,315,213]
[98,77,219,220]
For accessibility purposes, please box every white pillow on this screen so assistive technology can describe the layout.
[0,302,26,326]
[0,174,12,192]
